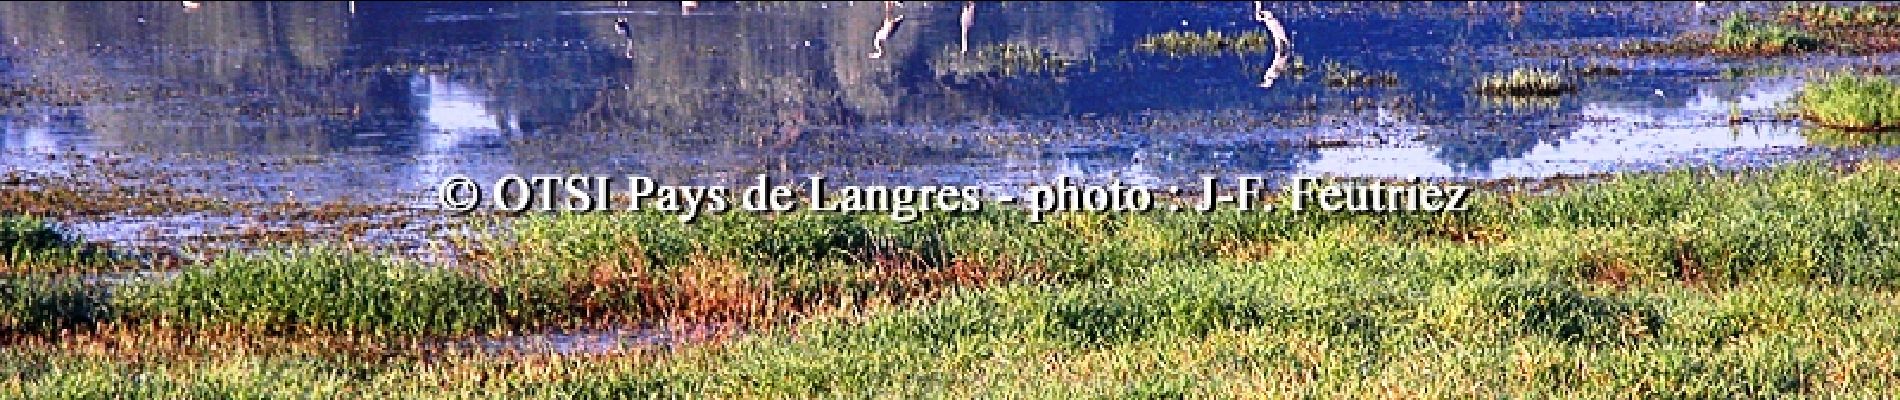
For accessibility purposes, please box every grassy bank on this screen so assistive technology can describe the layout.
[1,160,1898,397]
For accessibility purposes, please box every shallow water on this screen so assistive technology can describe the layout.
[1,2,1897,249]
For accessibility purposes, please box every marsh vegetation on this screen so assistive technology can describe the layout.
[3,2,1900,397]
[1798,74,1900,132]
[3,159,1900,397]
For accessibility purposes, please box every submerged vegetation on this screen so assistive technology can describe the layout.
[2,159,1899,396]
[1798,74,1900,132]
[1475,67,1576,96]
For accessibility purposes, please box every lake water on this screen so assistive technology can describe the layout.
[1,1,1896,249]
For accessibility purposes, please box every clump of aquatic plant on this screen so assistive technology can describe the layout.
[1320,61,1399,88]
[1137,30,1276,55]
[932,44,1077,77]
[1712,12,1821,54]
[1475,67,1576,96]
[1797,74,1900,131]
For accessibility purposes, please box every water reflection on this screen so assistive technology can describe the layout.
[411,74,517,201]
[0,1,1892,209]
[959,1,975,54]
[1252,1,1295,89]
[868,1,905,59]
[1302,77,1812,178]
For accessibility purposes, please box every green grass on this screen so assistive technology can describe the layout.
[1798,74,1900,131]
[477,205,1225,327]
[113,249,514,336]
[3,160,1899,397]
